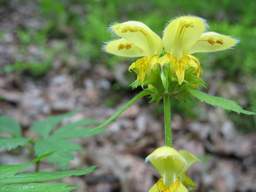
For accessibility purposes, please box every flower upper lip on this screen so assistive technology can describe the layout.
[105,16,238,58]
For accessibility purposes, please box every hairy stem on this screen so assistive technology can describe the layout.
[163,94,172,146]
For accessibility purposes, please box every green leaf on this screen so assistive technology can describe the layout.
[54,127,103,140]
[34,137,81,168]
[0,162,95,192]
[0,163,31,179]
[32,114,103,168]
[31,112,75,138]
[53,119,100,139]
[60,119,97,129]
[0,116,21,136]
[190,89,256,115]
[0,138,29,151]
[0,183,75,192]
[0,166,96,184]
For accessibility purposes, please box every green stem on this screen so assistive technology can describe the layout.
[163,94,172,146]
[95,90,148,130]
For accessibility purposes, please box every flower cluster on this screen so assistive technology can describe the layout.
[104,16,237,96]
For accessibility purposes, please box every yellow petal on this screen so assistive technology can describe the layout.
[104,38,144,57]
[167,54,187,85]
[163,16,207,58]
[169,180,188,192]
[149,179,188,192]
[167,54,201,84]
[129,56,158,83]
[190,32,239,53]
[174,60,186,85]
[111,21,162,55]
[129,57,150,82]
[186,55,201,77]
[159,54,170,66]
[149,179,166,192]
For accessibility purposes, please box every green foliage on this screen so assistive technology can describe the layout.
[39,0,67,32]
[0,116,29,151]
[31,112,76,139]
[3,62,52,77]
[0,166,95,184]
[0,163,32,178]
[0,183,75,192]
[0,26,53,77]
[0,113,102,191]
[0,138,29,151]
[0,163,95,192]
[190,89,255,115]
[35,138,81,169]
[31,113,102,168]
[0,113,103,168]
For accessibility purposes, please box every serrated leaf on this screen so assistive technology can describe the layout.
[53,119,99,139]
[0,163,32,179]
[0,137,29,151]
[31,112,75,138]
[35,137,81,168]
[0,166,96,184]
[0,183,75,192]
[0,162,95,192]
[54,124,103,139]
[190,89,256,115]
[0,116,21,136]
[59,119,97,130]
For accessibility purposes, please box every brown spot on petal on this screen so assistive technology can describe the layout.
[118,43,132,50]
[118,44,124,50]
[178,22,194,37]
[120,26,147,36]
[207,38,215,45]
[216,39,224,45]
[121,27,138,33]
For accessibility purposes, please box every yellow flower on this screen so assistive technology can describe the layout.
[104,21,163,84]
[162,16,238,84]
[104,16,238,85]
[146,146,199,186]
[149,179,188,192]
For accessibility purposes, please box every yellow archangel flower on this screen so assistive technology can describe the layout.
[104,16,238,85]
[146,146,199,192]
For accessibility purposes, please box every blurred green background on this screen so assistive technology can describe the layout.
[3,0,256,132]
